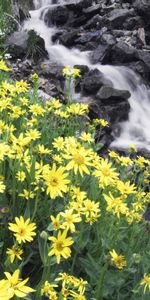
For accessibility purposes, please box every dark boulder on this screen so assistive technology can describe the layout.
[83,4,102,18]
[123,16,143,30]
[5,30,48,61]
[44,6,69,27]
[5,31,29,58]
[110,42,138,64]
[59,30,79,47]
[137,50,150,71]
[101,33,116,46]
[133,0,150,19]
[74,30,102,50]
[83,14,103,30]
[39,62,64,81]
[90,44,112,64]
[104,8,136,29]
[96,86,131,104]
[95,86,131,123]
[65,0,93,12]
[82,69,112,95]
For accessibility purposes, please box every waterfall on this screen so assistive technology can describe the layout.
[24,0,150,151]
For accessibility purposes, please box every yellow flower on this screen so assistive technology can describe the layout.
[3,269,35,298]
[53,137,65,150]
[19,189,35,200]
[63,147,92,176]
[10,105,25,118]
[29,104,45,116]
[43,164,70,199]
[80,132,94,143]
[117,180,136,195]
[54,109,69,119]
[16,171,26,182]
[0,279,11,300]
[93,159,119,187]
[117,156,133,167]
[8,216,36,244]
[38,144,51,155]
[108,150,119,159]
[109,249,126,269]
[0,120,7,133]
[0,143,11,161]
[51,214,62,231]
[41,281,58,297]
[20,97,29,106]
[48,98,62,109]
[61,209,81,232]
[128,144,137,152]
[6,245,23,263]
[0,180,6,193]
[140,274,150,293]
[31,73,39,80]
[25,129,41,141]
[53,154,63,163]
[67,103,88,116]
[70,290,86,300]
[48,230,74,264]
[15,80,30,93]
[104,192,128,218]
[63,66,81,77]
[0,59,12,72]
[93,118,108,127]
[135,156,149,168]
[82,199,100,224]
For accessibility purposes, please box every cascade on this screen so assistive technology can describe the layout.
[24,0,150,151]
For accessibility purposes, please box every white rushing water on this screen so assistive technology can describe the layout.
[23,0,150,151]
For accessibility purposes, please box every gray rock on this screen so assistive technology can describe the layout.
[105,8,135,29]
[96,86,131,104]
[82,69,112,95]
[5,30,48,61]
[111,42,138,64]
[90,44,111,64]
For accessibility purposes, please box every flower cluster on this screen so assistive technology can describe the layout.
[0,63,149,299]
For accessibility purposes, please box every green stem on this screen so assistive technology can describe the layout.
[35,259,51,300]
[31,191,39,221]
[96,262,108,300]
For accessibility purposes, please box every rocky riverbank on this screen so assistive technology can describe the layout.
[4,0,150,154]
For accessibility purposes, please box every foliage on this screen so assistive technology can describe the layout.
[0,61,150,300]
[0,0,17,49]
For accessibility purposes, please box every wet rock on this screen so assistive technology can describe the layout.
[5,30,48,61]
[137,50,150,71]
[59,30,79,47]
[90,44,112,64]
[127,61,150,81]
[102,101,130,123]
[11,0,33,22]
[38,77,63,99]
[96,86,131,104]
[123,16,143,30]
[65,0,93,12]
[104,8,135,29]
[39,62,64,81]
[83,14,103,30]
[82,69,112,95]
[101,33,116,46]
[74,30,102,50]
[110,42,137,64]
[5,31,29,58]
[44,6,69,27]
[83,4,102,18]
[133,0,150,19]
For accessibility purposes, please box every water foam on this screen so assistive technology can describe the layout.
[24,0,150,151]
